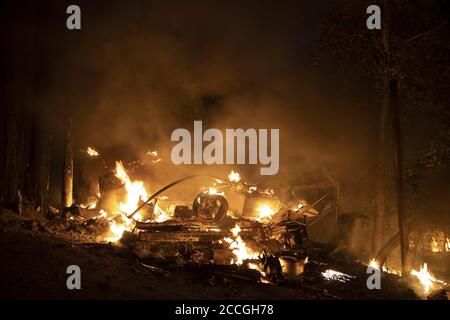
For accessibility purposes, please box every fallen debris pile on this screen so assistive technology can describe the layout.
[1,162,449,300]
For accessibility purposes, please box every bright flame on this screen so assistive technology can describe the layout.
[256,204,275,222]
[295,202,305,211]
[80,202,97,209]
[146,150,158,157]
[86,147,99,157]
[228,170,241,182]
[107,220,127,242]
[153,205,170,223]
[207,187,224,196]
[321,269,355,283]
[446,238,450,252]
[208,187,218,195]
[100,161,171,242]
[115,161,148,215]
[368,258,380,269]
[367,258,401,275]
[224,225,260,265]
[410,263,438,295]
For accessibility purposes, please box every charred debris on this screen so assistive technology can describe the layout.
[1,156,448,300]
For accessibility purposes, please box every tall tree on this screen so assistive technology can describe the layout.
[317,0,449,272]
[62,115,74,209]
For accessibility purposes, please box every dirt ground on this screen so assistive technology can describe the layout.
[0,209,433,300]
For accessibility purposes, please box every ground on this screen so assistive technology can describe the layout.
[0,209,426,300]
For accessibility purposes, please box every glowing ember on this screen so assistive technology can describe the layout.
[321,269,355,283]
[256,204,275,222]
[86,146,99,157]
[146,150,158,157]
[80,202,96,209]
[446,238,450,252]
[223,225,260,265]
[146,150,162,163]
[228,170,241,182]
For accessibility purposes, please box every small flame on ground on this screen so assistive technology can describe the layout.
[100,161,171,242]
[410,263,446,295]
[86,147,99,157]
[411,263,435,294]
[228,170,241,182]
[368,258,380,269]
[223,225,260,265]
[367,258,402,275]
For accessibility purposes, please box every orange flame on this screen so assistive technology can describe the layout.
[86,146,99,157]
[223,225,259,265]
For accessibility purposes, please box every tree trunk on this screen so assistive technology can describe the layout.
[1,4,35,209]
[62,116,73,209]
[372,0,392,255]
[390,79,409,274]
[1,2,55,213]
[374,0,409,274]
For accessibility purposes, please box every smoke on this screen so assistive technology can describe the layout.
[38,0,378,208]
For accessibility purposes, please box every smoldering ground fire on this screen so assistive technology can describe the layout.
[1,0,449,302]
